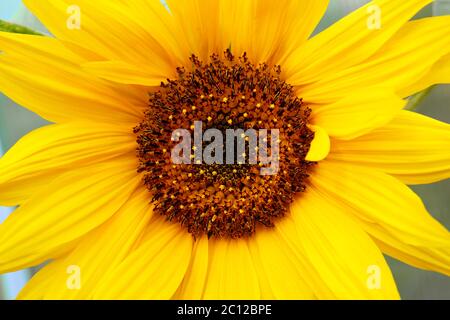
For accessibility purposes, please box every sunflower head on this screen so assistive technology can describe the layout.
[135,49,315,238]
[0,0,449,301]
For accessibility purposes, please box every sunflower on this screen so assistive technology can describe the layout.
[0,0,449,300]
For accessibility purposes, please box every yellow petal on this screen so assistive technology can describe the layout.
[272,0,330,65]
[17,259,64,300]
[285,0,432,85]
[311,160,450,248]
[126,0,190,65]
[23,0,176,75]
[329,110,450,184]
[400,53,450,97]
[306,168,450,276]
[247,226,315,299]
[291,188,400,299]
[249,0,329,64]
[311,89,406,140]
[216,0,254,58]
[299,16,450,104]
[92,216,193,300]
[215,0,328,64]
[0,32,143,124]
[305,125,330,161]
[174,236,209,300]
[83,60,168,86]
[274,217,336,299]
[364,222,450,276]
[0,123,135,206]
[203,239,260,300]
[0,158,140,273]
[245,245,277,300]
[36,187,154,299]
[166,0,221,62]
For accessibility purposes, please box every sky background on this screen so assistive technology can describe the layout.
[0,0,20,20]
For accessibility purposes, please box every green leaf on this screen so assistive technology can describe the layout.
[0,19,42,36]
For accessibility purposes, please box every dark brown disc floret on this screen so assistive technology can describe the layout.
[135,50,315,239]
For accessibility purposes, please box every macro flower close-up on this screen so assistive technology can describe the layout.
[0,0,449,301]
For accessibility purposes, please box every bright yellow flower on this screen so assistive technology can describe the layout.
[0,0,449,300]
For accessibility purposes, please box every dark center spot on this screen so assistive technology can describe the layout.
[135,50,315,239]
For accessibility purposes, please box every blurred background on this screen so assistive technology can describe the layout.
[0,0,449,299]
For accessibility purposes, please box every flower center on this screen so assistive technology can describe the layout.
[135,50,314,239]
